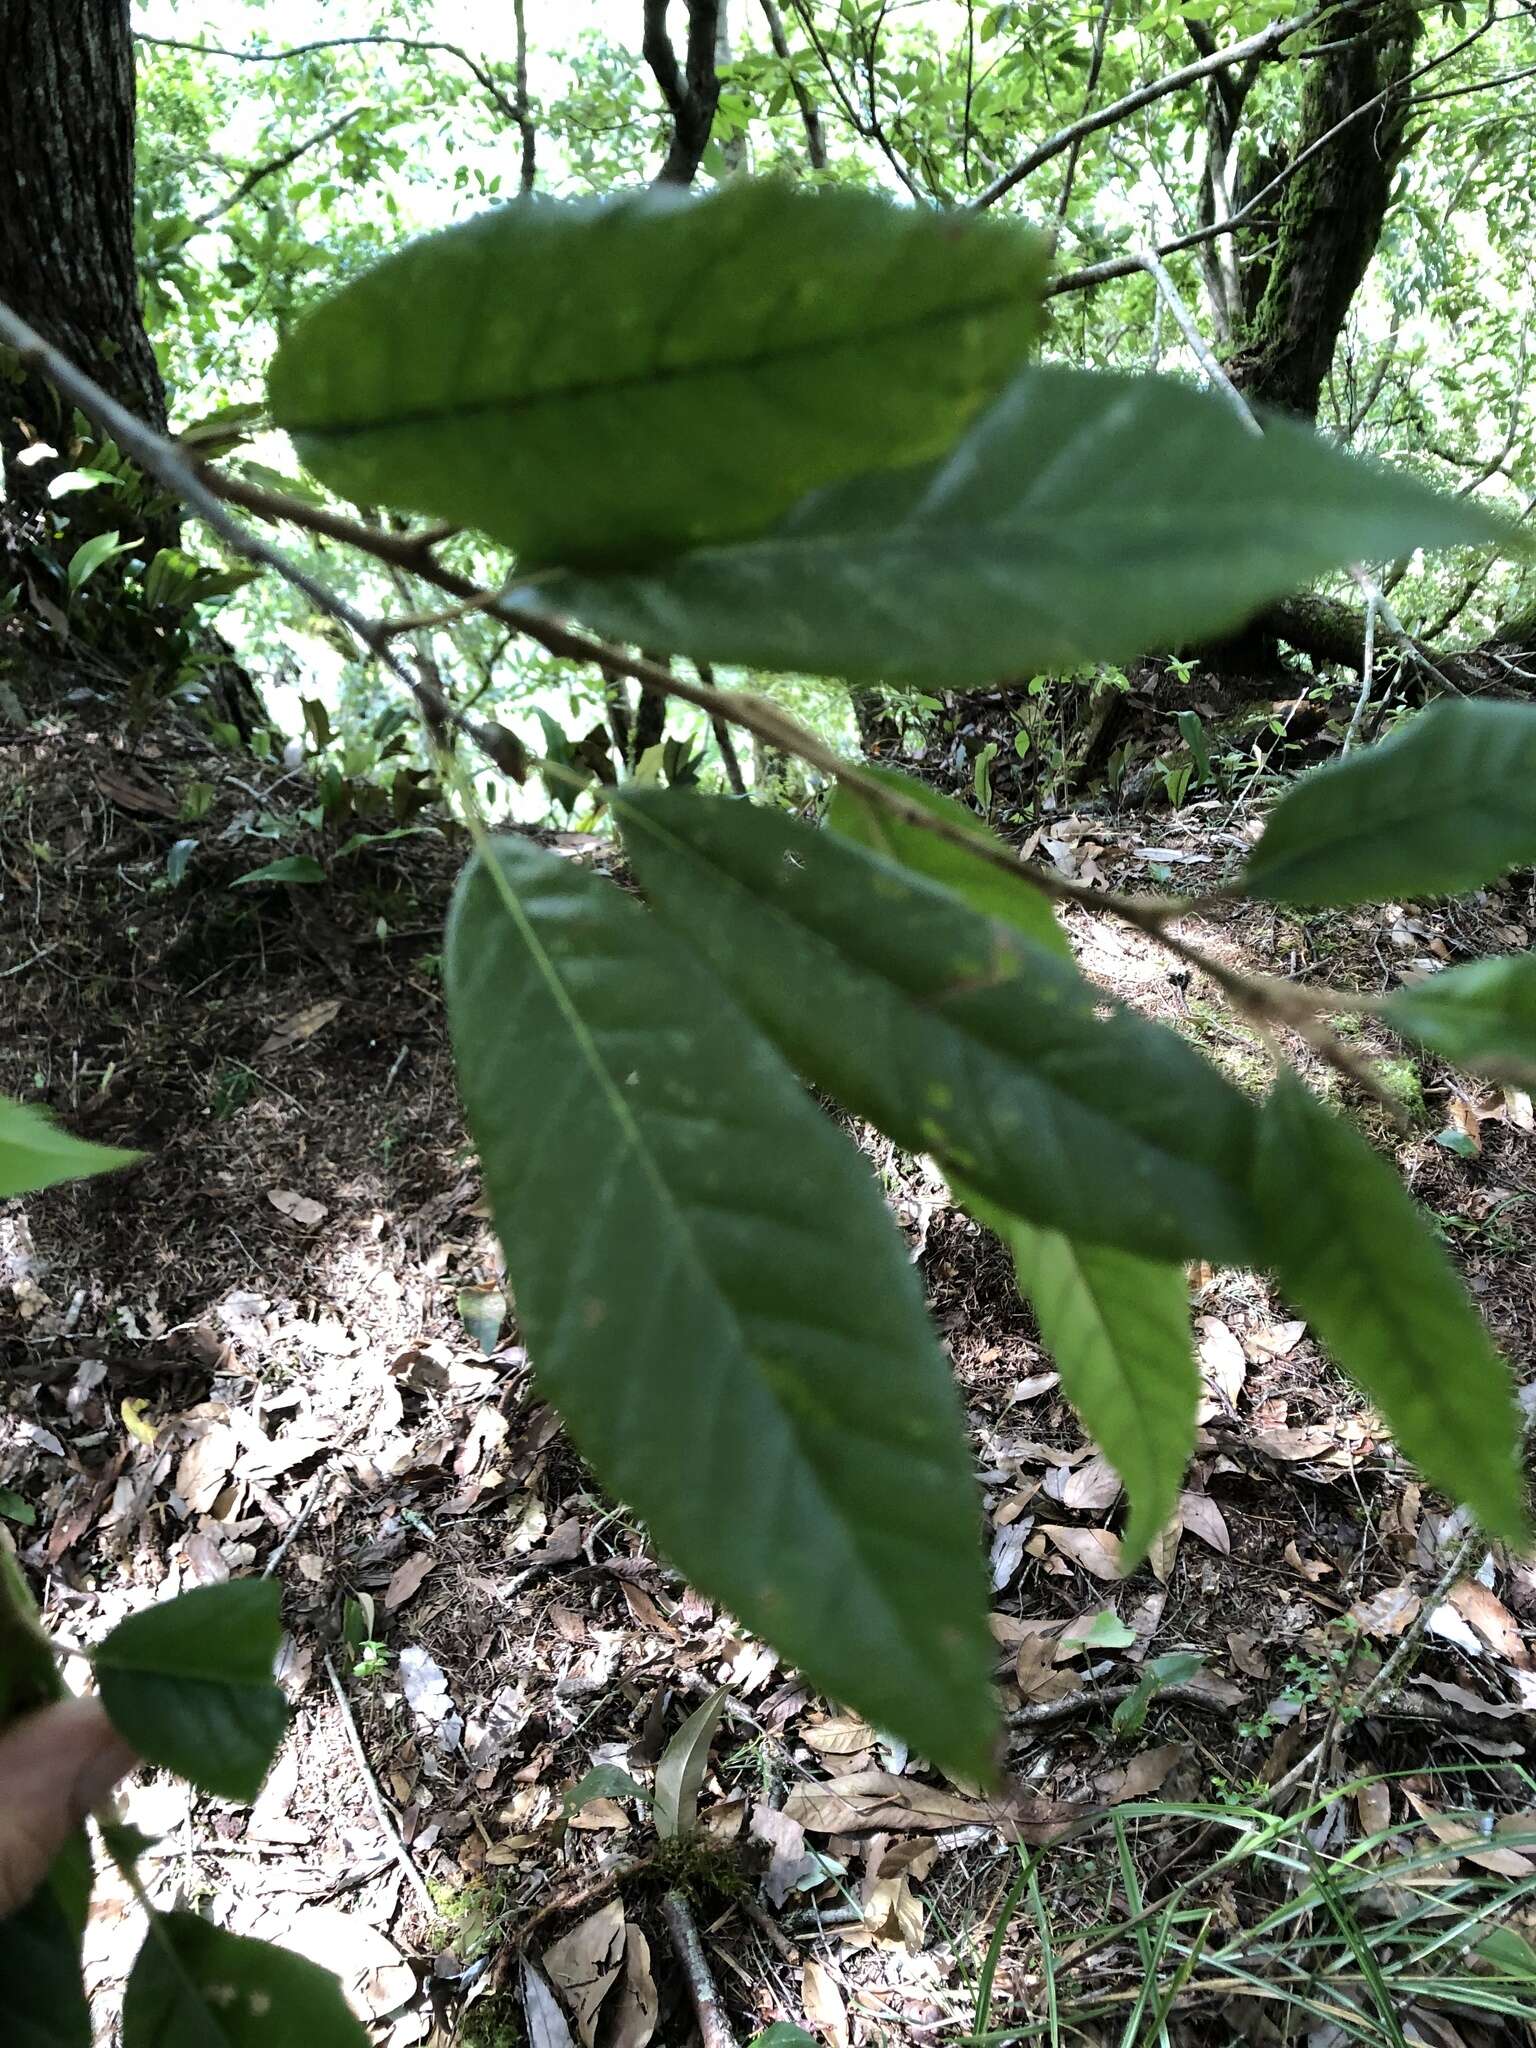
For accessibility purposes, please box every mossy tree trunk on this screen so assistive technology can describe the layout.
[1230,4,1419,421]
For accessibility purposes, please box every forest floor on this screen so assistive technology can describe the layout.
[3,698,1536,2048]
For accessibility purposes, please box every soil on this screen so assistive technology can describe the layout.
[4,703,1535,2047]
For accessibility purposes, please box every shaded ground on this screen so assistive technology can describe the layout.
[4,708,1536,2047]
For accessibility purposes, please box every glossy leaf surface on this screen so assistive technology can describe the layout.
[1244,703,1536,906]
[270,183,1048,568]
[1253,1076,1525,1541]
[94,1582,287,1804]
[617,792,1263,1265]
[1384,954,1536,1083]
[445,837,994,1777]
[528,369,1506,681]
[122,1914,366,2048]
[973,1197,1196,1566]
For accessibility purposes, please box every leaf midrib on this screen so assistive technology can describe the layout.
[621,801,1244,1206]
[282,275,1036,444]
[466,844,970,1683]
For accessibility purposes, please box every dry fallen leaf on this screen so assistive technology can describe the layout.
[1148,1512,1183,1586]
[257,998,343,1059]
[784,1770,989,1836]
[802,1958,849,2048]
[1250,1426,1338,1462]
[860,1864,925,1951]
[1196,1316,1246,1419]
[1355,1780,1391,1837]
[384,1552,437,1612]
[752,1802,813,1908]
[989,1519,1030,1591]
[1016,1632,1081,1704]
[1348,1584,1422,1638]
[1092,1742,1186,1803]
[1245,1319,1307,1362]
[1284,1540,1332,1583]
[1412,1676,1526,1721]
[1042,1525,1123,1581]
[175,1422,237,1512]
[607,1927,657,2048]
[1226,1631,1268,1680]
[801,1715,878,1758]
[1179,1491,1231,1556]
[1046,1452,1123,1514]
[1448,1578,1530,1668]
[543,1899,626,2048]
[267,1187,328,1228]
[1405,1792,1536,1878]
[523,1960,577,2048]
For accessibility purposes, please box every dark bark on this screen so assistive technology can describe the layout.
[643,0,723,186]
[1229,4,1418,420]
[0,0,167,500]
[756,0,827,170]
[0,0,264,733]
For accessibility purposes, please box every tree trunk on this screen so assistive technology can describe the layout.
[0,0,265,733]
[1229,4,1418,421]
[0,0,167,499]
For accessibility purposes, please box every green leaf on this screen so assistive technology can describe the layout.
[969,1200,1196,1565]
[749,2031,821,2048]
[0,1543,63,1724]
[122,1913,367,2048]
[821,783,1195,1561]
[615,792,1262,1265]
[0,1488,35,1525]
[1252,1075,1525,1541]
[1062,1610,1137,1650]
[654,1687,728,1840]
[1111,1651,1205,1738]
[1475,1926,1536,1982]
[523,368,1507,683]
[269,183,1049,570]
[1383,954,1536,1084]
[66,530,140,595]
[826,768,1070,961]
[1243,703,1536,907]
[0,1884,91,2048]
[94,1582,288,1803]
[230,855,326,888]
[445,836,994,1777]
[561,1765,652,1824]
[0,1095,139,1198]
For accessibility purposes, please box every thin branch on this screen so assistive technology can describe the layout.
[755,0,827,169]
[322,1653,435,1915]
[660,1889,737,2048]
[1049,8,1504,295]
[1056,0,1117,221]
[702,662,749,793]
[1343,587,1378,754]
[182,106,368,236]
[785,0,924,200]
[135,30,524,129]
[972,6,1323,211]
[513,0,538,194]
